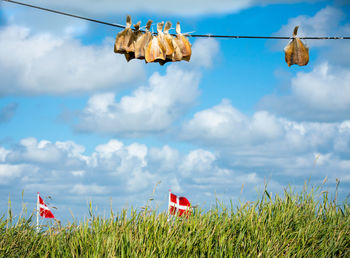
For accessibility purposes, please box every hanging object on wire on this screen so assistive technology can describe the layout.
[114,16,192,65]
[284,26,309,67]
[114,15,133,54]
[174,22,192,62]
[134,20,153,60]
[124,21,142,62]
[163,21,183,63]
[145,21,167,64]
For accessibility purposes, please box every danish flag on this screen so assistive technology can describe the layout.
[37,193,55,219]
[168,191,191,217]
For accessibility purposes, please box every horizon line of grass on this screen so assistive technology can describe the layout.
[1,183,349,257]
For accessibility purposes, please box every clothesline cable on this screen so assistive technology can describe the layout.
[3,0,350,40]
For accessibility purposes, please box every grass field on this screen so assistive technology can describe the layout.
[1,185,349,257]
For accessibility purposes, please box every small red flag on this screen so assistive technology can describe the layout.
[38,194,55,219]
[168,191,191,217]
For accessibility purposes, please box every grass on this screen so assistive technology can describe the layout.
[1,185,349,257]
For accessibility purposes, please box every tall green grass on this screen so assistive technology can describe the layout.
[1,185,349,257]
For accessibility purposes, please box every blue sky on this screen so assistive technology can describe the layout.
[0,0,349,222]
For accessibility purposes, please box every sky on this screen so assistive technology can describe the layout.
[0,0,349,222]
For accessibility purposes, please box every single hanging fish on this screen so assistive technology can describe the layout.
[174,22,192,62]
[114,15,133,54]
[134,20,153,60]
[145,22,167,64]
[163,21,183,63]
[284,26,309,67]
[124,21,142,62]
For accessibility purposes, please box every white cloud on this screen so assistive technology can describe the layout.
[71,183,107,195]
[148,145,180,173]
[76,64,200,136]
[182,99,284,146]
[0,164,34,184]
[0,147,10,162]
[181,149,216,176]
[182,99,350,158]
[292,63,350,110]
[127,169,155,192]
[0,136,349,220]
[259,62,350,122]
[6,137,88,168]
[0,25,145,96]
[71,170,86,177]
[190,38,220,68]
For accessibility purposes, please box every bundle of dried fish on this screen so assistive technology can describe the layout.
[145,22,167,64]
[114,16,192,65]
[134,20,153,60]
[284,26,309,67]
[174,22,192,62]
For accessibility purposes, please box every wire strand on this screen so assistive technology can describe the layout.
[2,0,350,40]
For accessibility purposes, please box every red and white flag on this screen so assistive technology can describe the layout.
[168,191,191,217]
[37,193,55,219]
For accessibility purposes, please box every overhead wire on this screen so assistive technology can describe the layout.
[2,0,350,40]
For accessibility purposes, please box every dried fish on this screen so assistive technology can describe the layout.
[284,26,309,67]
[124,21,142,62]
[163,21,183,63]
[145,22,167,64]
[134,20,153,60]
[174,22,192,62]
[114,15,133,54]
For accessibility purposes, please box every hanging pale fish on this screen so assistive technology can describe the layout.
[162,22,175,58]
[114,15,133,54]
[124,21,142,62]
[134,20,153,60]
[174,22,192,62]
[145,22,167,64]
[163,21,183,63]
[284,26,309,67]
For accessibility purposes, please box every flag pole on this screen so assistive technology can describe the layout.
[36,192,39,233]
[168,189,171,215]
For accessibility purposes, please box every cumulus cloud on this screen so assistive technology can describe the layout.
[75,65,200,136]
[1,135,349,220]
[6,137,88,169]
[182,99,285,146]
[190,38,220,68]
[0,25,145,96]
[258,62,350,121]
[70,183,108,195]
[182,100,350,159]
[179,100,350,200]
[0,164,36,184]
[0,137,281,220]
[74,38,219,136]
[291,63,350,111]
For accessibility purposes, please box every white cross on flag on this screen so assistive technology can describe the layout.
[37,193,55,219]
[168,191,191,217]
